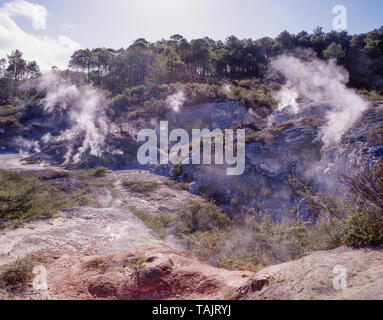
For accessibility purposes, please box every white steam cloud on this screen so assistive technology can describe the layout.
[271,51,369,146]
[38,72,109,163]
[166,88,185,112]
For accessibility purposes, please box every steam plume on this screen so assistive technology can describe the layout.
[271,50,368,146]
[166,88,185,113]
[38,72,109,163]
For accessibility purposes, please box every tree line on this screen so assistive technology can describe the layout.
[1,26,382,105]
[68,26,383,93]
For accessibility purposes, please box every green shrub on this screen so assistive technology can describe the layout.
[0,170,64,221]
[342,210,383,247]
[123,180,160,195]
[174,200,230,236]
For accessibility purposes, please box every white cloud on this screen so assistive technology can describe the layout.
[0,0,81,70]
[1,0,47,30]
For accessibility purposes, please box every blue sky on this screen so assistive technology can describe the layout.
[0,0,382,69]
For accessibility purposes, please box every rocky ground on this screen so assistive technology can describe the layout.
[1,100,383,300]
[0,156,382,300]
[1,203,382,300]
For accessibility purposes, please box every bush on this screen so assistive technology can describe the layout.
[0,258,34,287]
[186,214,344,272]
[0,170,64,221]
[174,200,231,236]
[93,166,109,178]
[342,210,383,247]
[123,180,160,195]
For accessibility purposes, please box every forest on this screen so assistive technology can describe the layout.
[0,26,383,106]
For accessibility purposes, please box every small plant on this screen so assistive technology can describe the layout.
[0,258,34,287]
[93,166,109,178]
[124,256,147,285]
[123,180,160,195]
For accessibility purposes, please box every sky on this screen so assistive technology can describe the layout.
[0,0,382,70]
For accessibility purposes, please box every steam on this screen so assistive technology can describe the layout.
[166,88,185,113]
[271,50,369,146]
[222,84,231,95]
[13,136,41,154]
[38,72,109,163]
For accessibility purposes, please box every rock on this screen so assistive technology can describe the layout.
[138,254,174,287]
[244,246,383,300]
[188,182,198,194]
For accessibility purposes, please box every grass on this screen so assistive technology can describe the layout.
[123,180,160,195]
[357,89,383,102]
[163,180,189,191]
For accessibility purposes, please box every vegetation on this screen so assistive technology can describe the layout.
[2,26,383,109]
[173,200,231,236]
[0,170,63,221]
[341,162,383,247]
[0,257,34,287]
[93,166,110,178]
[128,206,172,239]
[123,180,160,195]
[163,180,189,191]
[0,50,40,105]
[342,210,383,247]
[63,28,383,93]
[0,169,115,224]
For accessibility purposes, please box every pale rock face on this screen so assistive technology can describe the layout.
[2,99,383,221]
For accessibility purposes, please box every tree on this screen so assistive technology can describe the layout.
[310,27,326,56]
[26,61,41,79]
[69,49,95,79]
[364,26,383,57]
[0,58,11,104]
[274,30,296,52]
[323,43,346,61]
[164,49,184,81]
[7,50,27,96]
